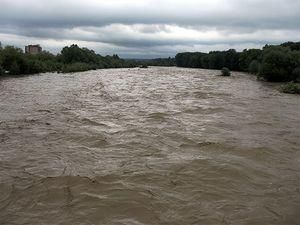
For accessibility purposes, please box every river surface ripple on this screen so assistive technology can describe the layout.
[0,67,299,225]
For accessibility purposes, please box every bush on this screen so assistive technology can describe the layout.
[259,49,293,82]
[26,60,47,74]
[61,62,94,73]
[292,67,300,82]
[221,67,231,76]
[9,61,20,75]
[0,65,4,75]
[280,82,300,94]
[248,60,260,74]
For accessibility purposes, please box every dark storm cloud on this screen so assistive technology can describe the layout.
[1,0,300,29]
[0,0,300,57]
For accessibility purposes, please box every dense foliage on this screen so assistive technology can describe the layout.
[147,57,175,66]
[175,41,300,82]
[0,65,4,75]
[175,49,240,71]
[133,57,176,67]
[280,42,300,51]
[1,41,300,85]
[0,44,137,75]
[260,47,292,82]
[292,67,300,82]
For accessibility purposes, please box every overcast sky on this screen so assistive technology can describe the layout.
[0,0,300,58]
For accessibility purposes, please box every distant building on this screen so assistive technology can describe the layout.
[25,45,42,54]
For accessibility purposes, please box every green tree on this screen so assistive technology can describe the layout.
[9,61,20,75]
[248,60,260,74]
[281,42,300,51]
[0,65,4,75]
[224,49,240,70]
[1,46,24,71]
[239,49,262,72]
[292,67,300,82]
[260,48,293,82]
[60,44,99,64]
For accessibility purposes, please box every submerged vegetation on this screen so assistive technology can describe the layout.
[0,44,137,75]
[280,82,300,94]
[220,67,231,76]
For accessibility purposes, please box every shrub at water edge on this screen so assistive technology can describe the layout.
[248,60,260,74]
[292,67,300,82]
[0,65,4,75]
[280,82,300,94]
[61,62,96,73]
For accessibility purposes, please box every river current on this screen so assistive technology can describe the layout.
[0,67,299,225]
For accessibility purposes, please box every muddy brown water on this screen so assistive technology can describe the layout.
[0,67,299,225]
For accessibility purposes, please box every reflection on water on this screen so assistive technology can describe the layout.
[0,67,299,225]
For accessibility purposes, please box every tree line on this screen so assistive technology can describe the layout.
[1,42,300,83]
[135,57,176,67]
[0,44,137,76]
[175,42,300,82]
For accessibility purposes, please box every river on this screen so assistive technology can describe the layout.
[0,67,299,225]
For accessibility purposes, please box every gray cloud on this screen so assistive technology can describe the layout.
[0,0,300,58]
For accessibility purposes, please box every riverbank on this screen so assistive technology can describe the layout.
[175,41,300,83]
[0,44,138,76]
